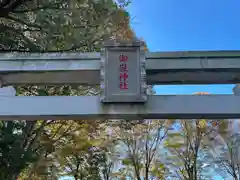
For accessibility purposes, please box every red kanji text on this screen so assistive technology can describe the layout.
[119,55,128,62]
[119,55,129,90]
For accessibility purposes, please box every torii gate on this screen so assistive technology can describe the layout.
[0,40,240,120]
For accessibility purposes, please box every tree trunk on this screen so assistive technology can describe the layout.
[74,174,78,180]
[145,164,149,180]
[193,156,197,180]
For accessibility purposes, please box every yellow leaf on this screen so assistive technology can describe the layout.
[193,92,210,95]
[198,119,207,128]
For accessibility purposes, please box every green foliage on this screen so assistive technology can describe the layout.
[122,158,132,166]
[0,120,48,179]
[0,0,132,52]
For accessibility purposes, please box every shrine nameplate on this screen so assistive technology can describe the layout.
[100,41,147,103]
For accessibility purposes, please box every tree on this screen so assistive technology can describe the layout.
[55,122,102,180]
[0,0,139,179]
[164,120,205,179]
[203,119,240,180]
[0,120,43,179]
[113,120,168,180]
[17,120,101,180]
[164,118,232,180]
[0,0,132,52]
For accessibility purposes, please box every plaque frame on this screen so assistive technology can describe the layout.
[100,40,147,103]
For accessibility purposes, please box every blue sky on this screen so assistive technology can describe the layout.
[127,0,240,95]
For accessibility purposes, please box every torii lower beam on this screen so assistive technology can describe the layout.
[0,95,240,120]
[1,51,240,85]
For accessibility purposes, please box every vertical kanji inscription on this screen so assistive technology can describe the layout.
[119,55,129,90]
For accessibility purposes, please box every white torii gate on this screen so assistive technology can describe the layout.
[0,41,240,120]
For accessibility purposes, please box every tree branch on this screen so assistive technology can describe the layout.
[12,3,65,13]
[0,24,40,50]
[0,0,30,17]
[3,15,42,29]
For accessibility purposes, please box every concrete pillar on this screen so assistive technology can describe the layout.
[233,84,240,95]
[0,86,16,96]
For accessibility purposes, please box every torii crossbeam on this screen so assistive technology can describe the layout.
[0,94,239,120]
[0,41,240,120]
[0,50,240,86]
